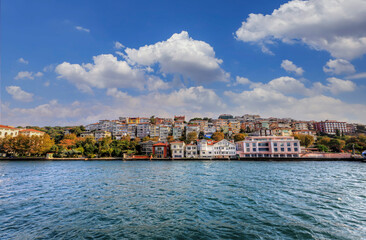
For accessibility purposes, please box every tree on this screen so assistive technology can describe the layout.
[294,134,314,148]
[234,133,246,142]
[186,132,198,143]
[198,131,205,139]
[212,132,225,141]
[317,145,329,152]
[328,139,345,152]
[167,136,175,142]
[150,116,156,125]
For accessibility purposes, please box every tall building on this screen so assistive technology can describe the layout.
[314,120,348,135]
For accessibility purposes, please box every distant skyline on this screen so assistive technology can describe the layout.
[1,0,366,126]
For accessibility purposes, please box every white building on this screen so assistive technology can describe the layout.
[136,123,150,139]
[0,125,19,138]
[197,139,236,158]
[170,141,185,158]
[186,125,200,137]
[172,126,183,140]
[185,144,198,158]
[94,130,112,140]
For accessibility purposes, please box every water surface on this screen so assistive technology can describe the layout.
[1,161,365,239]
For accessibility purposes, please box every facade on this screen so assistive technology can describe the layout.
[0,125,19,138]
[186,125,200,137]
[94,130,112,140]
[172,126,183,139]
[19,129,46,137]
[272,128,292,136]
[314,120,348,135]
[185,144,198,158]
[140,140,157,155]
[80,132,94,138]
[136,123,150,139]
[197,139,236,158]
[150,125,160,138]
[236,136,301,158]
[159,125,171,141]
[152,143,169,158]
[170,141,185,158]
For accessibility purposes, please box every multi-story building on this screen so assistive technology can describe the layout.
[292,122,309,131]
[94,130,112,140]
[152,143,169,158]
[314,120,348,135]
[136,123,150,139]
[149,125,160,138]
[159,125,171,141]
[80,132,94,138]
[228,120,241,134]
[140,140,157,155]
[236,136,301,158]
[185,144,198,158]
[197,139,236,158]
[190,120,208,132]
[186,125,200,137]
[203,123,216,138]
[213,119,228,131]
[272,128,293,136]
[170,141,185,158]
[243,114,261,121]
[0,125,19,138]
[19,129,45,137]
[127,125,137,139]
[172,126,183,140]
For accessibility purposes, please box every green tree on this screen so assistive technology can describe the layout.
[316,144,329,152]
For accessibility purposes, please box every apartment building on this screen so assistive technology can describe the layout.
[170,141,185,158]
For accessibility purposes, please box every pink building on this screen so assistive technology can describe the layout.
[236,136,301,158]
[313,120,348,135]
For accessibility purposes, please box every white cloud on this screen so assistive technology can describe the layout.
[6,86,34,102]
[324,77,356,94]
[235,76,251,85]
[35,72,44,77]
[55,54,146,93]
[43,64,55,72]
[114,41,125,49]
[250,76,310,96]
[323,59,356,75]
[75,26,90,33]
[348,72,366,79]
[235,0,366,60]
[14,71,34,80]
[125,31,229,83]
[146,76,170,91]
[281,60,304,75]
[18,58,28,64]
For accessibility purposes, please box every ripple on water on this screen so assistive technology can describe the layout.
[0,161,365,240]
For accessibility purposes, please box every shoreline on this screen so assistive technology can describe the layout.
[0,157,364,162]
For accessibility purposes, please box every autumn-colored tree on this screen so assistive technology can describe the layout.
[233,133,246,142]
[142,136,150,142]
[58,133,78,149]
[167,136,175,142]
[212,132,225,141]
[186,132,198,143]
[294,134,314,148]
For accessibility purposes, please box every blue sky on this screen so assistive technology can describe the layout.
[1,0,366,126]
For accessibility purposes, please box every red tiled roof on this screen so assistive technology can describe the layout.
[20,129,44,133]
[153,143,168,146]
[0,125,17,130]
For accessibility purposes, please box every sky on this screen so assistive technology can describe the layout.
[1,0,366,126]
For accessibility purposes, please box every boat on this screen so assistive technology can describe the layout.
[362,150,366,159]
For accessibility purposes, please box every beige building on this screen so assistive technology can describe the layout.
[0,125,20,138]
[170,141,185,158]
[94,130,112,140]
[19,129,45,137]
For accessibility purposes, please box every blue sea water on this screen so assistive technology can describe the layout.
[0,161,365,239]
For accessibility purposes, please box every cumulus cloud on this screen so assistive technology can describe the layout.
[281,60,304,75]
[324,77,356,94]
[18,58,28,64]
[125,31,229,83]
[146,76,170,91]
[234,76,251,85]
[323,59,356,75]
[75,26,90,33]
[6,86,34,102]
[235,0,366,60]
[55,54,146,93]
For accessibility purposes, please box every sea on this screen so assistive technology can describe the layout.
[0,161,365,239]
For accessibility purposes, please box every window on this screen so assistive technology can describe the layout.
[294,143,298,146]
[281,148,285,152]
[273,143,277,146]
[274,148,278,152]
[258,148,269,152]
[246,148,250,152]
[294,148,298,152]
[287,148,291,152]
[258,143,269,146]
[253,148,257,152]
[287,143,291,146]
[246,143,249,147]
[252,143,256,147]
[280,143,284,146]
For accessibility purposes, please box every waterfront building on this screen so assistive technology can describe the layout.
[170,141,185,158]
[185,144,198,158]
[152,143,169,158]
[197,139,236,158]
[236,136,301,158]
[314,120,348,135]
[0,125,19,138]
[140,140,157,155]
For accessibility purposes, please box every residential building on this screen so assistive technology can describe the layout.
[185,144,198,158]
[152,143,169,158]
[150,125,160,138]
[140,140,157,155]
[94,130,112,140]
[136,123,150,139]
[203,123,216,138]
[197,139,216,158]
[236,136,301,158]
[197,139,236,158]
[0,125,19,138]
[172,126,183,139]
[190,120,208,132]
[127,125,137,139]
[186,125,200,137]
[170,141,185,158]
[159,125,171,141]
[272,128,293,136]
[80,132,94,138]
[292,122,309,131]
[314,120,348,135]
[213,119,228,131]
